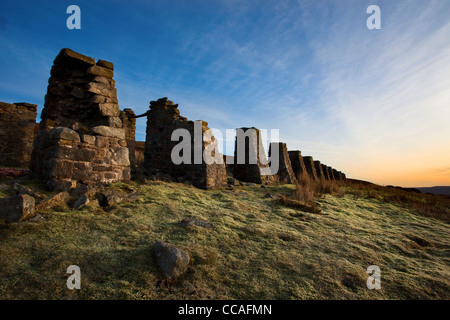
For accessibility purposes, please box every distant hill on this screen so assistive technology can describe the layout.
[416,186,450,195]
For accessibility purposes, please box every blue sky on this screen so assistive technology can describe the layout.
[1,0,449,187]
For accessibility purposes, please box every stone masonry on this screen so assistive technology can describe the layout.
[0,102,37,168]
[233,127,272,184]
[313,160,325,180]
[302,156,318,181]
[321,164,330,180]
[30,48,130,190]
[144,97,226,189]
[120,108,136,168]
[269,142,296,184]
[288,150,307,180]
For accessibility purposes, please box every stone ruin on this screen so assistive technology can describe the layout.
[232,127,273,184]
[0,102,37,168]
[0,48,349,196]
[120,108,136,168]
[30,48,130,190]
[288,150,307,180]
[302,156,319,181]
[269,142,296,184]
[143,97,226,189]
[313,160,325,180]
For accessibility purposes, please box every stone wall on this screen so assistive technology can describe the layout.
[233,127,272,184]
[321,164,330,180]
[288,150,307,180]
[120,108,136,167]
[313,160,325,180]
[144,97,226,189]
[302,156,318,180]
[0,102,37,168]
[269,142,296,184]
[30,48,130,190]
[327,166,335,180]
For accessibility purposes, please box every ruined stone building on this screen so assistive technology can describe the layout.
[30,48,130,190]
[269,142,296,184]
[288,150,307,180]
[232,127,273,184]
[143,97,226,189]
[313,160,325,180]
[120,108,136,168]
[302,156,318,181]
[0,102,37,168]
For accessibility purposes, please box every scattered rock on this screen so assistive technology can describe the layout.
[183,180,193,186]
[36,191,70,212]
[180,219,215,229]
[8,183,33,196]
[177,176,185,183]
[73,195,89,210]
[246,182,257,187]
[261,185,267,188]
[0,194,35,223]
[264,193,276,199]
[153,240,190,280]
[29,214,46,222]
[0,183,9,191]
[0,168,30,178]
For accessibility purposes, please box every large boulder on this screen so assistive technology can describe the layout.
[153,240,190,280]
[0,194,35,223]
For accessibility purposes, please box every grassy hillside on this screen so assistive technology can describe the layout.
[0,179,449,299]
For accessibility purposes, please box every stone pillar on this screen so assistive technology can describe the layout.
[269,142,296,184]
[30,48,130,190]
[313,161,325,180]
[0,102,37,168]
[321,164,330,180]
[120,108,136,168]
[144,97,226,189]
[288,150,307,180]
[233,127,271,184]
[327,167,335,180]
[302,156,318,180]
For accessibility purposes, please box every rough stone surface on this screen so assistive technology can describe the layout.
[269,142,296,184]
[143,97,226,189]
[314,160,325,180]
[0,194,35,223]
[0,102,37,168]
[120,108,136,167]
[233,127,273,184]
[288,150,307,180]
[35,191,70,212]
[153,240,190,280]
[30,48,130,190]
[321,164,330,180]
[302,156,318,181]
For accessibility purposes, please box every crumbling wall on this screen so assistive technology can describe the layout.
[313,161,325,180]
[144,97,226,189]
[269,142,296,184]
[321,164,330,180]
[0,102,37,168]
[303,156,318,180]
[327,166,335,180]
[30,48,130,190]
[120,108,136,167]
[233,127,272,184]
[288,150,307,180]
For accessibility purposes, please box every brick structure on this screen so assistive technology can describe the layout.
[0,102,37,168]
[288,150,307,180]
[143,97,226,189]
[233,127,273,184]
[269,142,296,184]
[120,108,136,167]
[302,156,318,180]
[30,48,130,190]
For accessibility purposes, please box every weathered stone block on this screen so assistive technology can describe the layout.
[0,194,35,223]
